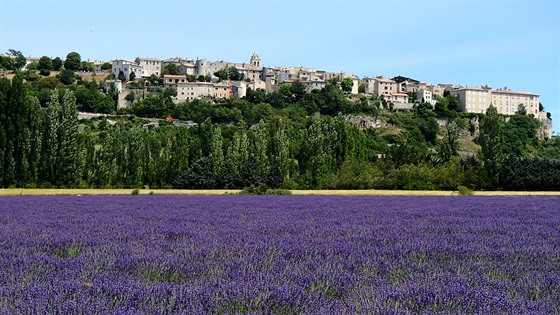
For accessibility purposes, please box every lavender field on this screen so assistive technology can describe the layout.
[0,195,559,314]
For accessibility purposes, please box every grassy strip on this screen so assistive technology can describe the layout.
[0,189,241,196]
[292,190,560,196]
[1,189,559,196]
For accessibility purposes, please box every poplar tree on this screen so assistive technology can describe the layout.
[254,120,269,184]
[57,90,79,186]
[25,96,42,184]
[478,106,505,188]
[40,91,61,185]
[209,126,224,175]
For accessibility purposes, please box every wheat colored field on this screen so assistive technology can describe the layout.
[1,189,559,196]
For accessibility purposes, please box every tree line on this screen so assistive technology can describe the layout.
[1,71,559,190]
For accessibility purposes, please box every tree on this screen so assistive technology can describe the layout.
[37,56,53,76]
[291,80,307,102]
[52,57,63,71]
[101,62,112,71]
[437,120,459,163]
[209,126,224,176]
[477,105,505,188]
[0,56,14,71]
[117,70,126,82]
[3,50,25,70]
[14,54,26,70]
[214,69,229,82]
[25,62,38,71]
[163,64,180,75]
[358,82,366,94]
[80,61,94,72]
[58,69,75,85]
[129,71,136,81]
[64,52,81,71]
[228,66,244,81]
[254,120,270,184]
[341,78,354,94]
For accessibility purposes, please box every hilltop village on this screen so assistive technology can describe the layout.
[0,51,553,138]
[0,50,558,191]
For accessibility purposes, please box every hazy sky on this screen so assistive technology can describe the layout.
[1,0,559,133]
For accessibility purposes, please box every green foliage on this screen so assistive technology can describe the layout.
[52,57,63,71]
[227,66,244,81]
[239,184,292,195]
[457,185,474,196]
[341,78,354,93]
[117,70,126,82]
[64,52,81,71]
[477,106,504,188]
[500,155,560,191]
[100,62,111,71]
[163,64,180,75]
[38,56,53,75]
[326,158,382,189]
[0,73,556,191]
[503,114,540,157]
[58,69,75,85]
[437,120,460,163]
[26,62,38,71]
[80,61,94,72]
[214,69,229,82]
[73,82,115,113]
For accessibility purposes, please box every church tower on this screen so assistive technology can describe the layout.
[250,52,261,67]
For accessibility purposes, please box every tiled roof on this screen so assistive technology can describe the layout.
[491,90,539,96]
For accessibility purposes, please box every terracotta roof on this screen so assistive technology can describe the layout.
[491,90,539,97]
[375,77,396,83]
[136,57,161,61]
[454,87,488,92]
[163,75,185,78]
[112,59,138,64]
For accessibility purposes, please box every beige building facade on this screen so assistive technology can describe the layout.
[164,75,232,103]
[453,87,540,115]
[135,57,162,78]
[491,89,540,115]
[111,60,142,80]
[452,88,492,113]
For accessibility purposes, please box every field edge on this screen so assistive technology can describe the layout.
[1,189,559,196]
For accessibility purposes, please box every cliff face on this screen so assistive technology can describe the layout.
[538,112,553,140]
[346,112,552,149]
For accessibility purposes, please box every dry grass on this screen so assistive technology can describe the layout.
[0,189,240,196]
[292,190,560,196]
[1,189,559,197]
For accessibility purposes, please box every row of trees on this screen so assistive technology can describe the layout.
[1,69,558,190]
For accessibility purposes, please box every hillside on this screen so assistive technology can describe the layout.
[1,71,559,191]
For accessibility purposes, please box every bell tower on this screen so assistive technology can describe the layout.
[250,52,261,67]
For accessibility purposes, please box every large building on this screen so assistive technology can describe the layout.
[452,87,492,114]
[491,88,540,115]
[452,87,540,115]
[163,75,232,103]
[416,89,435,105]
[135,57,162,78]
[111,60,142,80]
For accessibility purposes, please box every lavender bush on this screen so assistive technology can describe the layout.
[0,195,558,314]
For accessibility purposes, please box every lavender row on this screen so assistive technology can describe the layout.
[0,195,558,314]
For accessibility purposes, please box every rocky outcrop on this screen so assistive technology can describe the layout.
[345,115,389,129]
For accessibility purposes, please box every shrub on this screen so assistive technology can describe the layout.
[457,185,474,196]
[131,189,140,195]
[264,189,292,195]
[239,185,292,195]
